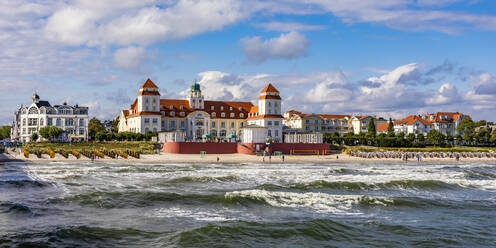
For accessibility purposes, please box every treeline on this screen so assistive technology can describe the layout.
[0,126,11,140]
[324,118,496,147]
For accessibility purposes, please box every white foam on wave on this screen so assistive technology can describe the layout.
[225,190,392,214]
[151,207,238,222]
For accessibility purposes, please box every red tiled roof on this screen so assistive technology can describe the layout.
[249,106,258,114]
[122,110,129,118]
[377,122,389,132]
[248,114,283,119]
[319,114,351,120]
[138,91,160,96]
[139,78,159,89]
[258,95,281,100]
[130,99,138,111]
[128,111,162,117]
[158,99,254,119]
[260,83,279,93]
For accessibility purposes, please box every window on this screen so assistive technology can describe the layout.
[211,129,217,136]
[221,122,226,128]
[274,121,279,126]
[229,107,233,110]
[240,113,244,118]
[306,120,310,124]
[268,102,271,106]
[171,111,175,116]
[268,129,272,137]
[144,118,150,124]
[153,128,157,132]
[180,105,184,110]
[145,106,149,111]
[275,130,279,137]
[79,119,85,126]
[22,128,25,134]
[170,105,174,109]
[220,130,226,136]
[22,119,26,126]
[220,106,224,110]
[230,113,234,118]
[231,122,234,128]
[315,120,319,125]
[40,119,44,126]
[153,106,156,111]
[212,112,216,117]
[211,106,214,110]
[153,98,156,103]
[268,121,272,126]
[161,120,165,131]
[48,118,52,126]
[65,118,74,126]
[212,121,216,128]
[152,118,158,124]
[221,112,225,117]
[180,121,185,128]
[170,120,176,128]
[28,107,38,114]
[28,118,38,126]
[180,112,185,116]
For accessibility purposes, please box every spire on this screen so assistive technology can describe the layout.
[191,80,201,92]
[260,83,279,94]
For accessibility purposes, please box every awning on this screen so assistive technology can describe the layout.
[227,134,236,138]
[202,133,211,139]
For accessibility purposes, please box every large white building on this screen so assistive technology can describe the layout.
[118,79,284,142]
[11,94,89,142]
[393,112,469,136]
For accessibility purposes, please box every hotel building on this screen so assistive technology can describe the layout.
[11,93,89,142]
[118,79,283,142]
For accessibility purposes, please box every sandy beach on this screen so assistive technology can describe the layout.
[2,150,496,164]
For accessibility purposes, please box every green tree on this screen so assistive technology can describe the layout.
[48,126,62,140]
[426,130,445,145]
[387,118,395,137]
[368,119,376,137]
[0,126,12,139]
[39,126,50,140]
[454,133,463,144]
[457,117,476,137]
[95,131,109,142]
[111,116,120,133]
[88,118,105,140]
[31,132,38,142]
[406,133,416,144]
[417,133,425,143]
[490,134,496,144]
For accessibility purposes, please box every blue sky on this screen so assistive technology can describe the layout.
[2,0,496,125]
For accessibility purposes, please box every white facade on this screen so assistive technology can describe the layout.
[11,94,89,142]
[351,116,375,134]
[241,125,267,143]
[246,84,283,142]
[393,113,468,136]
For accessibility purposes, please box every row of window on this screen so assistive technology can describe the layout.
[267,121,280,126]
[267,129,280,137]
[22,128,85,135]
[162,111,245,118]
[23,107,87,115]
[22,118,85,127]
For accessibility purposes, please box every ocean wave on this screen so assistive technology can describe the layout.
[0,179,51,188]
[50,190,265,209]
[225,190,395,213]
[0,202,36,216]
[291,179,462,191]
[0,226,162,247]
[164,175,240,184]
[463,169,496,180]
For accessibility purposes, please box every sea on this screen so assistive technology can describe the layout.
[1,160,496,247]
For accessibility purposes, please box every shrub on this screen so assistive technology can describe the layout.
[46,149,55,158]
[71,150,81,159]
[94,151,105,159]
[57,150,69,159]
[23,150,29,158]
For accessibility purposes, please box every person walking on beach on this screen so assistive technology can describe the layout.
[216,156,220,162]
[282,155,285,162]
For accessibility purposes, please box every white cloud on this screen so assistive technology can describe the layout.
[113,46,147,70]
[241,32,309,63]
[426,83,459,105]
[256,21,326,32]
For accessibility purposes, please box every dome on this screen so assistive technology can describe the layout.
[190,82,201,92]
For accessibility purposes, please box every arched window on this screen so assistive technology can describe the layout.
[211,129,217,136]
[220,130,226,136]
[239,113,244,118]
[221,112,225,117]
[22,119,26,126]
[56,118,62,127]
[171,111,175,116]
[28,107,39,114]
[212,112,216,117]
[230,113,234,118]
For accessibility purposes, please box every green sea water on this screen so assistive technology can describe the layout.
[1,160,496,247]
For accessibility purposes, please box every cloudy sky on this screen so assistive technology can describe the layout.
[2,0,496,125]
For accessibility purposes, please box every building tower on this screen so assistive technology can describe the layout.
[258,83,281,116]
[137,78,161,113]
[188,81,204,109]
[32,93,40,104]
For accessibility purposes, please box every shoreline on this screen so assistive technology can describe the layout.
[3,152,496,164]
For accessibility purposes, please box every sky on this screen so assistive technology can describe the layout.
[1,0,496,125]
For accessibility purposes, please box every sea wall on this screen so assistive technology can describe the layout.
[163,142,330,155]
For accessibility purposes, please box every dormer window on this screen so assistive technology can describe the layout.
[180,112,185,116]
[171,111,175,116]
[229,107,233,110]
[170,105,174,109]
[221,106,224,111]
[211,106,214,110]
[180,105,184,110]
[230,113,234,118]
[239,107,243,111]
[221,112,225,117]
[212,112,216,117]
[240,113,244,118]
